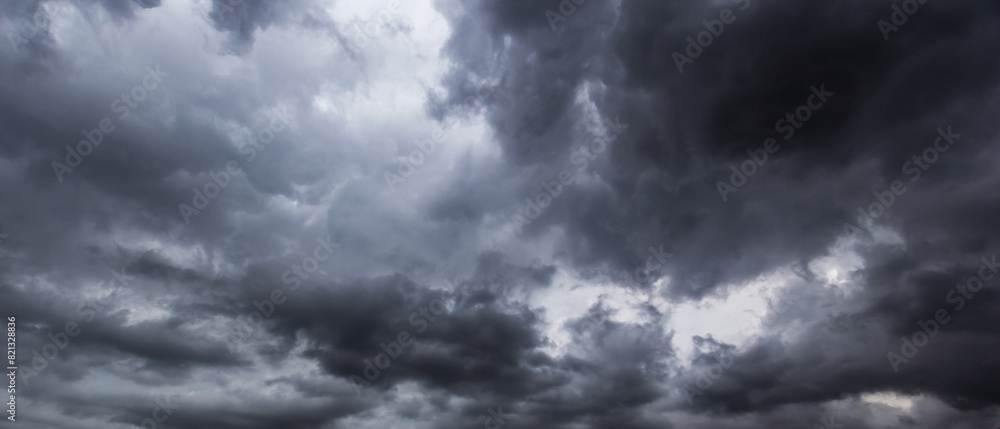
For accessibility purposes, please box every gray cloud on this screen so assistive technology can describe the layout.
[1,0,999,427]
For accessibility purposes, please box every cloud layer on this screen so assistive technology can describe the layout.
[1,0,999,427]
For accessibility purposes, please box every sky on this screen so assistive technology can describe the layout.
[1,0,1000,428]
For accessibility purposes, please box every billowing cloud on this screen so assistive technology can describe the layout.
[1,0,999,427]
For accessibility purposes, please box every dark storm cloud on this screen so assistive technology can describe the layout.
[0,0,392,425]
[2,0,1000,427]
[262,261,558,394]
[222,253,678,428]
[0,286,243,394]
[431,0,1000,424]
[435,0,1000,296]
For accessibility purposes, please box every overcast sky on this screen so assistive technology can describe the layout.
[2,0,1000,428]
